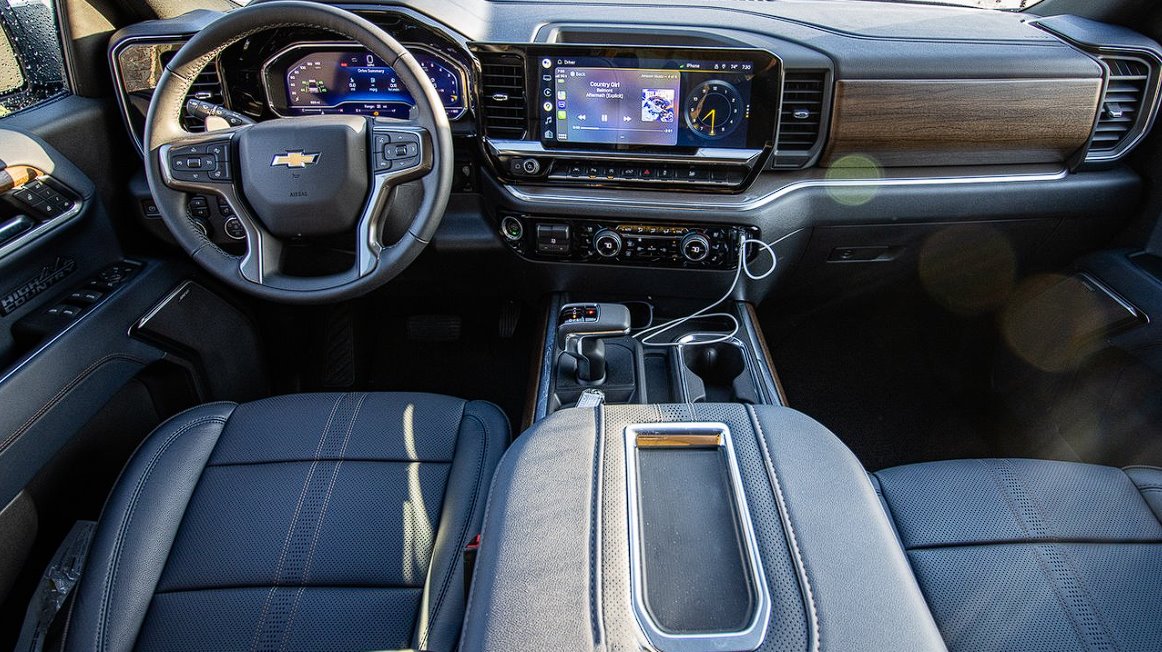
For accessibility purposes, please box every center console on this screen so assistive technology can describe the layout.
[460,403,948,652]
[534,298,782,418]
[469,43,782,192]
[460,292,946,651]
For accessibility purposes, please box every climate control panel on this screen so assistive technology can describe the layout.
[498,214,758,270]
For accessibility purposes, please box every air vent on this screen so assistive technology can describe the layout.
[159,50,226,133]
[1090,55,1151,155]
[479,54,527,139]
[774,71,827,167]
[182,65,225,132]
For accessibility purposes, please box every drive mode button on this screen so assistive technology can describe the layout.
[536,223,571,255]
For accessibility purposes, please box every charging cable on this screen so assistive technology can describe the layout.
[634,232,781,347]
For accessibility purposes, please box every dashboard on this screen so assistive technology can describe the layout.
[106,0,1162,280]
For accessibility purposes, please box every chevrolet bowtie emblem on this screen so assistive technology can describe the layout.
[271,150,320,168]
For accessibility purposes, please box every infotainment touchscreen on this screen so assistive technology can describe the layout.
[533,48,778,150]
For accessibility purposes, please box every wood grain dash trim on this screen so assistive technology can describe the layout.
[821,78,1103,167]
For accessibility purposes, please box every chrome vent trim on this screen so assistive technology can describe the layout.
[479,53,527,139]
[1086,51,1162,163]
[1091,56,1149,152]
[773,69,829,169]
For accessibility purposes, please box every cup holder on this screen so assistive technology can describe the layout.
[678,336,760,403]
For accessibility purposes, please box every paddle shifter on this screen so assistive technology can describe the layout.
[557,303,632,383]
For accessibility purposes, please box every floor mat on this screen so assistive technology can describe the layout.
[365,298,534,432]
[760,291,1001,471]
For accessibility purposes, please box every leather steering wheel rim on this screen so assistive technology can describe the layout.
[143,0,454,304]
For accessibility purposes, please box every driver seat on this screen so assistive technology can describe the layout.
[61,392,508,652]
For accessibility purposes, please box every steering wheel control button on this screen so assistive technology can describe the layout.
[501,216,524,241]
[223,217,247,240]
[170,140,232,183]
[372,129,423,173]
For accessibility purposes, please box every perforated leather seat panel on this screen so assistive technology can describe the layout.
[874,459,1162,652]
[63,392,508,652]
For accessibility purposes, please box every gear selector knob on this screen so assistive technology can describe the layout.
[558,303,632,383]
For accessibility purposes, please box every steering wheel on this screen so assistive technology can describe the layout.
[143,0,453,304]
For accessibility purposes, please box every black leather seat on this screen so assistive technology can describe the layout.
[62,392,508,652]
[873,459,1162,652]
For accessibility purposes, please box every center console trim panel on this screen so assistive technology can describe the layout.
[531,297,786,423]
[623,421,772,652]
[499,164,1071,213]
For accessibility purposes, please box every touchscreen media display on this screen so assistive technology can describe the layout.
[536,51,770,149]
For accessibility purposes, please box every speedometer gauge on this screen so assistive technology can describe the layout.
[269,44,468,119]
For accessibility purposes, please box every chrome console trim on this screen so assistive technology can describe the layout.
[0,183,85,263]
[623,421,772,652]
[501,167,1072,212]
[486,139,765,166]
[676,332,770,405]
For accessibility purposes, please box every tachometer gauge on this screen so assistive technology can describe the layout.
[419,58,463,114]
[684,80,744,140]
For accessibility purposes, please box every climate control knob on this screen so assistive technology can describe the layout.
[593,229,623,258]
[681,232,711,262]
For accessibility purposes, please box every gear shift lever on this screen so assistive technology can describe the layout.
[558,303,631,383]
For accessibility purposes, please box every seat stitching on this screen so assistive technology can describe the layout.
[95,415,227,652]
[455,424,508,641]
[422,408,489,649]
[153,583,427,595]
[747,406,820,652]
[589,406,604,645]
[279,392,367,651]
[249,394,345,652]
[984,460,1119,652]
[1056,544,1125,652]
[206,457,453,468]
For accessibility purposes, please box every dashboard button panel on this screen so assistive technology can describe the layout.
[542,158,747,189]
[500,214,757,269]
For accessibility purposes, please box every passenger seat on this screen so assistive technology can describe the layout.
[872,459,1162,652]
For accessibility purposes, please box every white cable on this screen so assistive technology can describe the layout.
[635,233,779,348]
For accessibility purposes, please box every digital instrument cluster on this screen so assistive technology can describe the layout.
[264,43,467,119]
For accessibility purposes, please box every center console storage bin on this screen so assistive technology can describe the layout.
[626,423,769,647]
